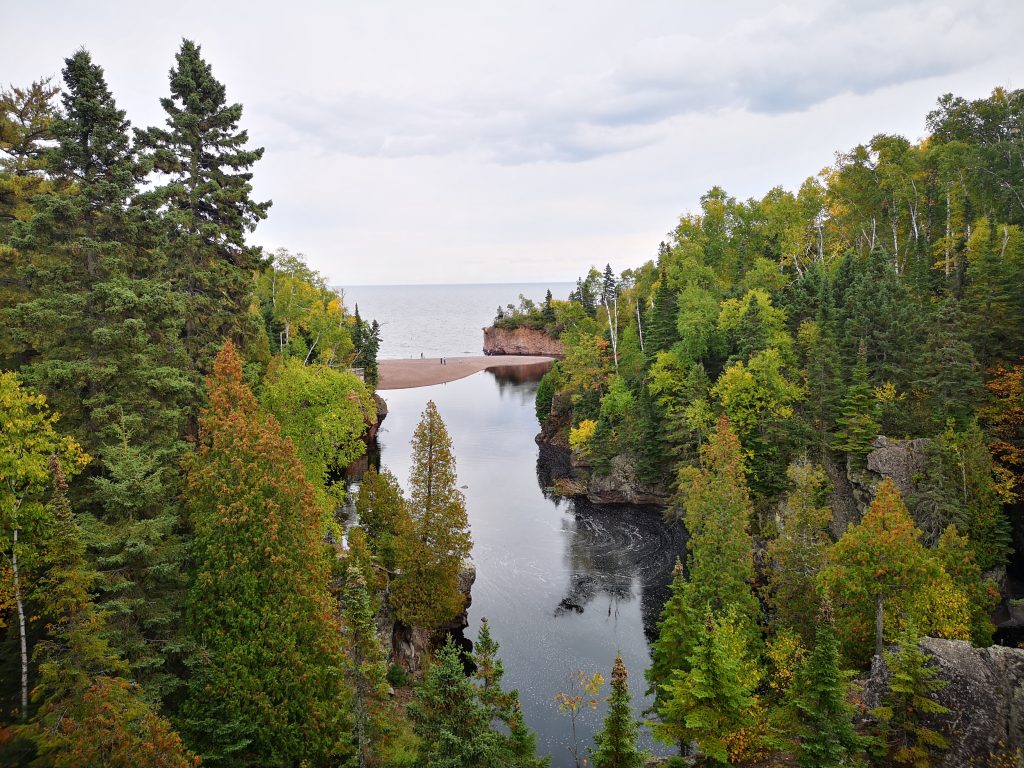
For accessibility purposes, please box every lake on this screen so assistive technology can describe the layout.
[371,364,684,766]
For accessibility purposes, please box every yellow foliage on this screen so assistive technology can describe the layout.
[569,419,597,454]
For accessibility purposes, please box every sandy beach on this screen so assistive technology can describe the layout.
[376,355,554,390]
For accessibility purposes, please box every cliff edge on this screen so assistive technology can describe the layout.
[483,326,565,357]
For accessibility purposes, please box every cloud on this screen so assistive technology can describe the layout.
[255,0,1015,164]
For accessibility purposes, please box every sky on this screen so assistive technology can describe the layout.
[6,1,1023,285]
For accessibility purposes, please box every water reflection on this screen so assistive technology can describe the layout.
[366,367,684,766]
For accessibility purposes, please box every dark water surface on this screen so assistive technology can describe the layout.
[373,366,684,766]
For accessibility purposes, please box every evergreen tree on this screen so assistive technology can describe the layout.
[341,565,391,768]
[356,466,411,573]
[934,524,997,646]
[180,342,351,767]
[471,618,548,768]
[542,289,556,324]
[602,264,617,307]
[391,401,472,629]
[654,609,760,765]
[834,340,880,460]
[5,50,193,697]
[645,266,679,355]
[870,632,949,768]
[791,604,864,768]
[916,300,982,430]
[677,416,760,636]
[645,559,696,713]
[592,654,646,768]
[765,460,833,644]
[139,39,270,375]
[409,639,503,768]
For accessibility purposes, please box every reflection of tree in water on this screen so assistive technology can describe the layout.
[551,496,687,642]
[487,362,552,402]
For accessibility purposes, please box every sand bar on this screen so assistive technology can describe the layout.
[376,355,554,390]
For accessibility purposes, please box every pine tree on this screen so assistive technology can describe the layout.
[870,632,949,768]
[408,639,502,768]
[645,559,696,713]
[391,400,472,629]
[542,289,556,324]
[834,340,880,460]
[791,603,864,768]
[654,609,760,765]
[592,654,646,768]
[341,565,391,768]
[29,460,198,768]
[471,618,548,768]
[180,342,351,767]
[645,266,679,356]
[139,39,270,375]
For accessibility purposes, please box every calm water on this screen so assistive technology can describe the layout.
[372,366,684,766]
[341,282,574,359]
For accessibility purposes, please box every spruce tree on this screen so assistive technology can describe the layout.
[834,340,880,461]
[917,300,982,430]
[408,639,502,768]
[341,566,391,768]
[592,654,646,768]
[6,50,192,698]
[645,559,696,713]
[870,632,949,768]
[139,39,270,375]
[645,266,679,356]
[180,342,351,767]
[654,609,760,765]
[471,618,548,768]
[791,604,864,768]
[391,400,472,629]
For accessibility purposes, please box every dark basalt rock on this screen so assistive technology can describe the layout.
[862,637,1024,767]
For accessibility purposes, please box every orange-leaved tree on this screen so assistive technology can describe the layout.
[181,341,351,766]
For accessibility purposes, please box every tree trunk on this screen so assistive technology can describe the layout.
[875,592,884,661]
[13,528,28,721]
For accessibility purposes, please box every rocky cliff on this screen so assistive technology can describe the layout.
[483,326,565,356]
[863,637,1024,766]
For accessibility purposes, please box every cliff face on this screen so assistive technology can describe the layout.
[482,326,565,357]
[863,637,1024,766]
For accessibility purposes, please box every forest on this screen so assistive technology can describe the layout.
[2,34,1024,768]
[516,86,1024,765]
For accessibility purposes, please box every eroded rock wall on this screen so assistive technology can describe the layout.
[483,326,565,356]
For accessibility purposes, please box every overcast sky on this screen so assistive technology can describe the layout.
[6,1,1022,285]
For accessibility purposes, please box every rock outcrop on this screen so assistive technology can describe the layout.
[580,454,671,506]
[863,637,1024,766]
[483,326,564,357]
[388,556,476,673]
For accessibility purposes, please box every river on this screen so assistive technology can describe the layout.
[370,364,685,766]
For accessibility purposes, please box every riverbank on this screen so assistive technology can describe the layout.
[376,355,554,390]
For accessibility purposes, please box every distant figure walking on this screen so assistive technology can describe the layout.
[420,352,423,359]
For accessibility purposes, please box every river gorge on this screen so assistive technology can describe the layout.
[365,363,684,766]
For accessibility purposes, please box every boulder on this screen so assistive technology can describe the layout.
[863,637,1024,766]
[585,454,671,506]
[483,326,565,356]
[865,436,930,501]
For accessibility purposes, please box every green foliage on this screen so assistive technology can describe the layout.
[765,460,833,644]
[391,401,472,629]
[790,606,865,768]
[138,39,270,374]
[181,342,351,767]
[870,632,950,768]
[356,466,411,573]
[820,480,970,667]
[675,416,760,637]
[592,654,647,768]
[646,559,696,712]
[653,608,761,765]
[410,637,545,768]
[834,340,881,460]
[261,357,374,517]
[535,363,561,424]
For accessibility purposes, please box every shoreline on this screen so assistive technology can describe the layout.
[376,355,554,390]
